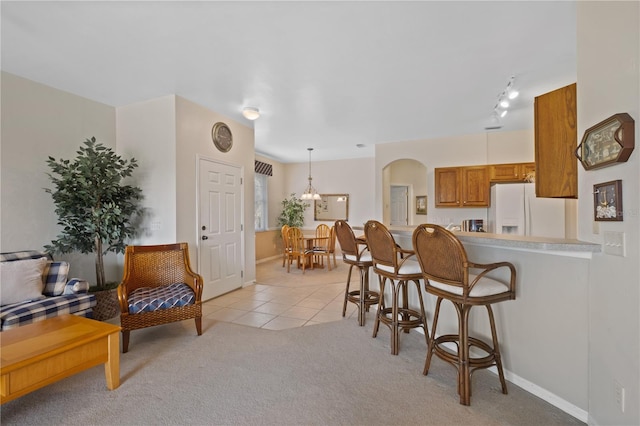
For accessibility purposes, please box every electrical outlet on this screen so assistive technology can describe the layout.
[615,380,625,413]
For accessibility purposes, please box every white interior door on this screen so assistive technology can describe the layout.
[198,158,243,300]
[390,185,408,226]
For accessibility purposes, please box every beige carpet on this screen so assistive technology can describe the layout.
[1,314,583,425]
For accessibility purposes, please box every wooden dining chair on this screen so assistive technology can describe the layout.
[313,224,332,270]
[281,224,290,267]
[285,227,314,273]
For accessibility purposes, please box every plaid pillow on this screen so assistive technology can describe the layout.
[42,261,70,296]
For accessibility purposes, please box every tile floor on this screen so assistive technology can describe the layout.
[202,254,366,330]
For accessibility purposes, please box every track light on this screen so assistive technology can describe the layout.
[489,76,517,126]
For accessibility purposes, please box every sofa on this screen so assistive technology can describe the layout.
[0,250,96,331]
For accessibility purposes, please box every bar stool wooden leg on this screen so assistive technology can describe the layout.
[424,297,443,375]
[391,280,400,355]
[487,305,508,394]
[459,304,472,406]
[372,277,386,339]
[401,281,410,334]
[357,266,370,326]
[342,265,355,317]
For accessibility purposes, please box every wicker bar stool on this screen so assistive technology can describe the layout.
[364,220,428,355]
[412,224,516,405]
[117,243,203,353]
[334,220,379,326]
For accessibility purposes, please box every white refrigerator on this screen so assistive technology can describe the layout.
[488,183,565,238]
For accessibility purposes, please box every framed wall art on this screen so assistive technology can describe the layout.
[576,113,635,170]
[593,180,623,221]
[416,195,427,215]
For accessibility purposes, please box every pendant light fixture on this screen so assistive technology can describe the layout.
[300,148,321,200]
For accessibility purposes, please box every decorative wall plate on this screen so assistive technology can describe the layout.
[211,122,233,152]
[576,113,634,170]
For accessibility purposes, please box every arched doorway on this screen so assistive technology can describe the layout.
[382,159,428,226]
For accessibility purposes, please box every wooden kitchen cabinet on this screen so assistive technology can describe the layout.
[434,166,489,207]
[534,83,578,198]
[434,167,460,207]
[489,162,536,182]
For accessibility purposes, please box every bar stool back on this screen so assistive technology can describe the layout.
[412,224,516,405]
[364,220,428,355]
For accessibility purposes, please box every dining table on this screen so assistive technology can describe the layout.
[301,234,329,269]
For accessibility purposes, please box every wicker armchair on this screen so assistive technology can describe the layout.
[117,243,203,353]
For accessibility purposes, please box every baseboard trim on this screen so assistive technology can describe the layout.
[428,335,588,423]
[493,366,588,423]
[256,255,281,264]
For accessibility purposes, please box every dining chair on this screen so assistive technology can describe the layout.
[312,224,332,270]
[285,226,314,274]
[281,224,290,267]
[364,220,428,355]
[412,224,516,405]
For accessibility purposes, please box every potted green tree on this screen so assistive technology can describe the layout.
[45,137,143,320]
[277,193,309,228]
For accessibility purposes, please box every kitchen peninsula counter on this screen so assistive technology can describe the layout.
[352,225,601,257]
[353,223,596,421]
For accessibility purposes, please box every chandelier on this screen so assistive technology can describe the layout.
[300,148,321,200]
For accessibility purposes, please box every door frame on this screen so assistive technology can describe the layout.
[195,155,245,292]
[390,184,410,226]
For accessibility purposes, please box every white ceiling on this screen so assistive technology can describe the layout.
[1,1,577,163]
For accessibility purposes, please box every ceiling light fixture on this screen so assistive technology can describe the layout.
[242,107,260,120]
[490,76,518,125]
[300,148,321,201]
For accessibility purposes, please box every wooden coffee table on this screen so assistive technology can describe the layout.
[1,314,121,404]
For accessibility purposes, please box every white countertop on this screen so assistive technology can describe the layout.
[352,225,601,254]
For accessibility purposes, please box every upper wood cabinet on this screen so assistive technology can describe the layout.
[434,167,461,207]
[435,166,489,207]
[489,162,536,183]
[534,83,578,198]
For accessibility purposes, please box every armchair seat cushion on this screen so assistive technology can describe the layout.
[128,282,195,314]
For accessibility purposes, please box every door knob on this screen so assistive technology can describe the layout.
[201,236,208,240]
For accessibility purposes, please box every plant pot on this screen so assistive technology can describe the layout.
[92,288,119,321]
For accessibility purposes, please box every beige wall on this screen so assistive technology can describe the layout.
[116,95,178,245]
[577,2,639,425]
[255,229,282,262]
[117,95,258,284]
[375,130,533,228]
[0,72,118,283]
[283,157,376,229]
